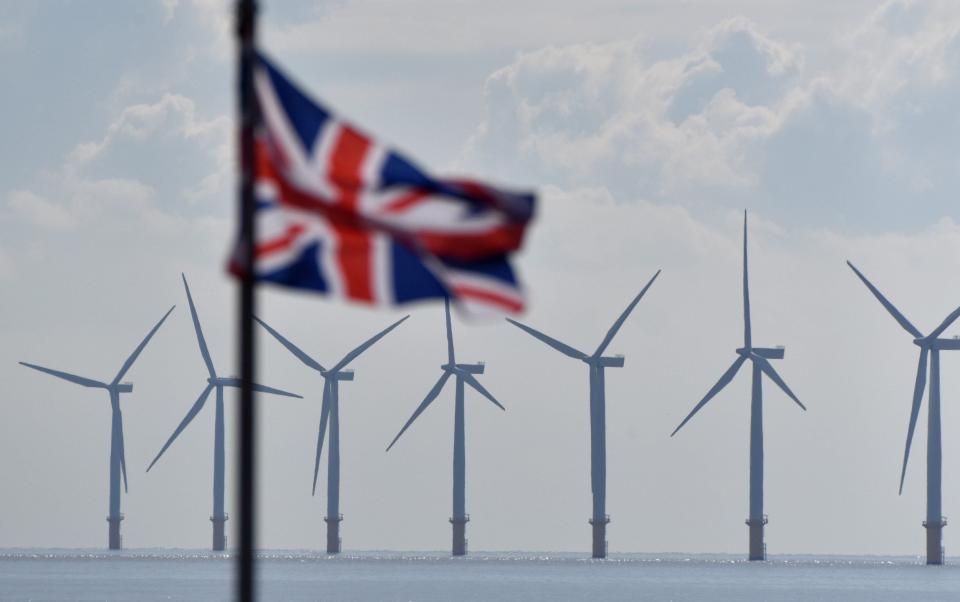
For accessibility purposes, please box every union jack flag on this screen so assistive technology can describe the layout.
[229,52,536,315]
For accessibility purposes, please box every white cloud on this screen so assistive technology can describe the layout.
[160,0,179,24]
[465,19,804,196]
[263,0,632,55]
[465,8,960,230]
[837,0,960,110]
[187,0,232,60]
[7,190,76,231]
[8,91,231,240]
[7,176,182,234]
[67,93,229,175]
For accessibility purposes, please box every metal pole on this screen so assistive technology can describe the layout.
[236,0,258,599]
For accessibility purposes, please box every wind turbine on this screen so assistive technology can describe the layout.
[254,314,409,554]
[386,298,504,556]
[506,269,660,559]
[671,211,805,561]
[846,261,960,565]
[20,304,175,550]
[146,274,301,551]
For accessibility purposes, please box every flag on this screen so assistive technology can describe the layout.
[229,52,536,315]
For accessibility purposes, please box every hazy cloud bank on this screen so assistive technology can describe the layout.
[467,1,960,231]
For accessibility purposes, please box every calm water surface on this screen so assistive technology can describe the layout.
[1,550,959,601]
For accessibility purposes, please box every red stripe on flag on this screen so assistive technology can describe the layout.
[255,138,280,181]
[329,126,369,193]
[329,126,374,302]
[257,223,306,257]
[416,224,526,259]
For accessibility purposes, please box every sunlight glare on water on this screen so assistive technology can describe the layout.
[2,550,960,601]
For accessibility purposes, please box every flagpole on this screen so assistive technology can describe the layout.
[236,0,258,601]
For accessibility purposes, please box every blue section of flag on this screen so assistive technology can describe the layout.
[379,152,434,191]
[261,242,329,293]
[258,54,329,155]
[390,241,447,303]
[441,255,518,286]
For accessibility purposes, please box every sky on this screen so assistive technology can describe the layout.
[2,0,960,556]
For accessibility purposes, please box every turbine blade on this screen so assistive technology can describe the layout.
[445,298,455,365]
[743,211,752,349]
[219,378,302,398]
[117,407,129,493]
[460,371,505,411]
[250,382,302,398]
[671,355,747,436]
[330,315,410,373]
[113,305,176,385]
[594,269,661,356]
[752,354,806,411]
[146,384,214,472]
[900,348,928,494]
[254,317,325,372]
[312,380,332,496]
[929,305,960,339]
[386,372,452,451]
[19,362,106,388]
[846,261,922,338]
[505,319,588,360]
[182,274,217,378]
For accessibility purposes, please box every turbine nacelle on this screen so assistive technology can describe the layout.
[322,369,355,381]
[114,382,134,393]
[586,355,624,368]
[736,347,785,360]
[913,337,960,350]
[443,362,484,375]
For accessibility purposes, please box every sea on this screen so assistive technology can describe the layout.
[2,550,960,602]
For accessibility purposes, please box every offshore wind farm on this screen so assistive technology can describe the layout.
[7,224,960,600]
[13,207,959,564]
[7,219,960,569]
[7,1,960,600]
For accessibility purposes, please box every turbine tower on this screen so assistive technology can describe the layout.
[846,261,960,565]
[147,275,301,552]
[671,211,805,561]
[506,270,660,559]
[254,314,409,554]
[20,304,175,550]
[386,298,504,556]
